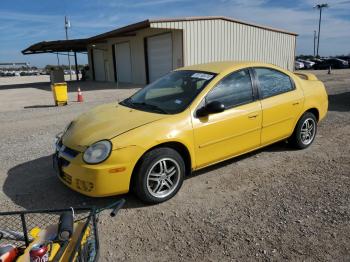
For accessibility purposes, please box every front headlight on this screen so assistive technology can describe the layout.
[83,140,112,164]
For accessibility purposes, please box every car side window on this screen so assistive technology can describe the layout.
[206,69,254,108]
[254,68,294,99]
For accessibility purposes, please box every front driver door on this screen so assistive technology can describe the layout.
[192,69,262,168]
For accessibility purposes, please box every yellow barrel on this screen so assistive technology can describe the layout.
[51,82,68,106]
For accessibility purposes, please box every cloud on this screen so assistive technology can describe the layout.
[1,0,349,66]
[105,0,190,8]
[208,0,350,55]
[131,0,190,7]
[0,11,61,23]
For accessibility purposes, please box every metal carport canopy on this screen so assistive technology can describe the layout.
[21,39,88,55]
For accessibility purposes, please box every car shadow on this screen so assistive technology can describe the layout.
[328,92,350,112]
[24,105,57,109]
[4,141,292,211]
[4,155,144,211]
[189,141,291,178]
[0,82,52,91]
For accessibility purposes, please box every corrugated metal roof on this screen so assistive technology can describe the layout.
[150,16,298,36]
[90,16,297,42]
[88,20,150,42]
[22,39,88,55]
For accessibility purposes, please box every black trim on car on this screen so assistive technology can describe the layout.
[248,67,260,101]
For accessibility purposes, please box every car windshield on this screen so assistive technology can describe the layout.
[120,70,216,114]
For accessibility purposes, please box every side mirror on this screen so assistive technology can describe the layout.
[196,101,225,117]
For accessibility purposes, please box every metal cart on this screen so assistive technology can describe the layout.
[0,199,125,261]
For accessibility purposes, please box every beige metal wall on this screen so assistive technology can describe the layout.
[151,19,296,71]
[88,28,183,84]
[87,43,110,81]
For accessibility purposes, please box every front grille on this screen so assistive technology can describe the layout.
[64,146,79,157]
[60,157,70,167]
[56,140,80,159]
[61,145,80,158]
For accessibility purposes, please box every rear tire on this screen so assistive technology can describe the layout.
[134,147,185,204]
[290,112,317,149]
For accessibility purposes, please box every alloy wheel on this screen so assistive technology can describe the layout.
[300,118,316,145]
[146,158,181,198]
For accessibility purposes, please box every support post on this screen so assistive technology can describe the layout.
[314,3,328,58]
[313,30,317,57]
[74,52,79,81]
[316,7,322,57]
[56,52,60,66]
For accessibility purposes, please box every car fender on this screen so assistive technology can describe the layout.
[111,110,197,172]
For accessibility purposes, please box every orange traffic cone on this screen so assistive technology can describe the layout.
[77,87,83,102]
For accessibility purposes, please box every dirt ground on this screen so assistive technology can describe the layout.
[0,70,349,261]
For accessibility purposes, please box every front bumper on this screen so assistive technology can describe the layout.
[53,140,134,197]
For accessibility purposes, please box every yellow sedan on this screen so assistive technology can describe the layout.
[54,62,328,203]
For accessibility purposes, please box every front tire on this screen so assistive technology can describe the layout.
[134,147,185,204]
[290,112,317,149]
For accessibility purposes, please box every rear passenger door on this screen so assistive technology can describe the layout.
[253,68,304,146]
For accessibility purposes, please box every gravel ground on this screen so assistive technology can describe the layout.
[0,70,349,261]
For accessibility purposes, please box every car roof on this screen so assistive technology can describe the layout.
[177,61,280,74]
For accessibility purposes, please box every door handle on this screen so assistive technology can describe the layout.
[292,102,300,106]
[248,114,258,119]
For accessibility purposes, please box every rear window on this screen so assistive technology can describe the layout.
[254,68,294,99]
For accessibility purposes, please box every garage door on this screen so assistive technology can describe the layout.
[93,49,106,81]
[147,33,172,83]
[115,42,132,83]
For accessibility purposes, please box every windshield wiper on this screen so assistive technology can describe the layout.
[121,98,168,114]
[131,102,168,114]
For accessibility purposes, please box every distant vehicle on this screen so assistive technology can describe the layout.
[297,59,315,69]
[5,71,15,77]
[295,61,304,70]
[309,58,323,64]
[336,56,350,68]
[64,70,75,75]
[314,58,349,70]
[40,70,49,75]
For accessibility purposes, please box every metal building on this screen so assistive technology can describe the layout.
[88,17,297,84]
[23,16,297,84]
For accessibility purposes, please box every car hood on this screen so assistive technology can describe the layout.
[62,103,166,151]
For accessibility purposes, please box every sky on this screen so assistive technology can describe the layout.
[1,0,349,67]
